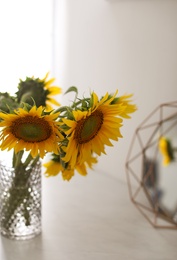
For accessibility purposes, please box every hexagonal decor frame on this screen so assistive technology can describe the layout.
[126,101,177,229]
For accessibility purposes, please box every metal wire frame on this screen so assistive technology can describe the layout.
[125,101,177,229]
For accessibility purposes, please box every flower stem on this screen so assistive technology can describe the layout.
[1,152,40,230]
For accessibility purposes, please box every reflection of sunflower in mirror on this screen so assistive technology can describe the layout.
[158,136,174,166]
[61,90,132,168]
[0,106,62,158]
[16,72,62,110]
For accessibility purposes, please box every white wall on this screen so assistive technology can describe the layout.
[0,0,52,95]
[53,0,177,182]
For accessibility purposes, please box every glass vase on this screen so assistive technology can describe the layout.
[0,160,42,240]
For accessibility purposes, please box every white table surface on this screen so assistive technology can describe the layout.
[1,168,177,260]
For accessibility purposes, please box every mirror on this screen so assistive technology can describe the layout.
[126,101,177,228]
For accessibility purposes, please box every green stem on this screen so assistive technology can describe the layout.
[13,150,24,169]
[1,152,40,230]
[23,153,39,168]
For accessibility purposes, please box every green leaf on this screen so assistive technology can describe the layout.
[64,86,78,96]
[55,106,72,113]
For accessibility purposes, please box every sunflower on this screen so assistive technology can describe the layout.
[61,90,128,168]
[75,155,98,176]
[44,152,98,181]
[16,72,62,110]
[43,160,74,181]
[113,94,137,118]
[0,106,62,158]
[158,136,174,166]
[41,72,62,110]
[0,92,19,113]
[43,160,63,177]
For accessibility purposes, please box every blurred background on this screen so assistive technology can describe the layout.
[1,0,177,183]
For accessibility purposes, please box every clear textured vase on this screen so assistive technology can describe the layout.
[0,160,42,240]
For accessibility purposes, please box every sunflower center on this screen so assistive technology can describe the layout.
[11,116,52,142]
[74,110,103,144]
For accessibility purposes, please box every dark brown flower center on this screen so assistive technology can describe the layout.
[74,110,103,144]
[11,116,52,142]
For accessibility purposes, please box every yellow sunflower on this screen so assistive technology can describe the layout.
[61,90,128,168]
[0,106,62,158]
[41,72,62,110]
[43,160,63,177]
[16,72,62,111]
[44,161,75,181]
[75,155,98,177]
[114,94,137,118]
[44,153,98,181]
[158,136,174,166]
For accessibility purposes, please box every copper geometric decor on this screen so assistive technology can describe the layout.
[126,101,177,229]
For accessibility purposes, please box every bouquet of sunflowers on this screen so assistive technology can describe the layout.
[0,72,137,237]
[0,72,137,181]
